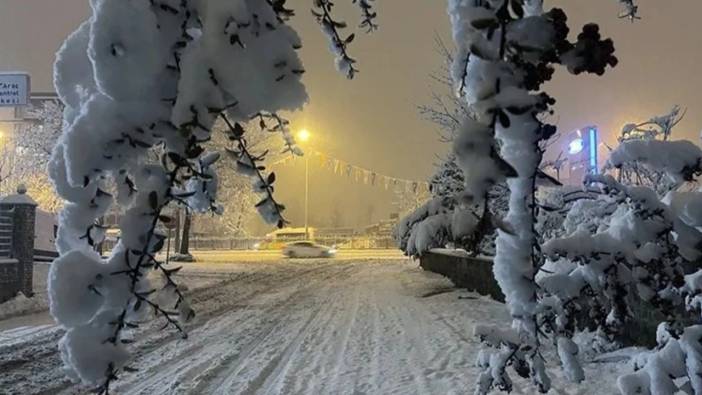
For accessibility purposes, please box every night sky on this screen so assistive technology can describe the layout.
[1,0,700,231]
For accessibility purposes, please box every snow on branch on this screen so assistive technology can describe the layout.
[610,139,702,183]
[312,0,360,79]
[620,106,686,143]
[352,0,378,32]
[221,113,288,228]
[48,0,310,391]
[447,0,619,392]
[618,0,641,22]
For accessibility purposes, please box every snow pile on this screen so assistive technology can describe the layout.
[0,292,45,321]
[49,0,313,390]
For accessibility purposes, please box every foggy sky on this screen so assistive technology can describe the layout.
[1,0,701,231]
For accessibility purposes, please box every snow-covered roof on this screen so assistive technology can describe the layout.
[0,185,38,206]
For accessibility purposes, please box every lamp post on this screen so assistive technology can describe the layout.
[297,129,311,240]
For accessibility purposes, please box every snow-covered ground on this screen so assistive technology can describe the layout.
[0,258,632,394]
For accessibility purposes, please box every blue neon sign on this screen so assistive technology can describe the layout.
[589,128,598,174]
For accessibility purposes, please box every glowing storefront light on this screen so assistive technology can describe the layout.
[568,137,584,154]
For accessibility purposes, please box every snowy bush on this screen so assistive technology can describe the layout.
[48,0,377,392]
[472,108,702,394]
[448,1,702,392]
[540,168,702,394]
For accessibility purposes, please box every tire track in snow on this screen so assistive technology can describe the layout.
[0,261,330,394]
[201,263,359,395]
[238,285,338,395]
[116,261,357,395]
[271,274,355,394]
[2,260,503,395]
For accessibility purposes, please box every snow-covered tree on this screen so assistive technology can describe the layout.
[4,100,65,212]
[16,100,64,170]
[396,151,511,258]
[429,154,465,199]
[418,36,471,143]
[47,1,378,392]
[447,1,619,392]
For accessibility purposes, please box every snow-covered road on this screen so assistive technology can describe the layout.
[0,259,628,395]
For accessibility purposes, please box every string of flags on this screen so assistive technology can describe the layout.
[271,151,430,195]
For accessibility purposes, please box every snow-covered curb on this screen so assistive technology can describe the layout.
[428,248,493,262]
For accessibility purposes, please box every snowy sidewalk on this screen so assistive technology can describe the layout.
[0,259,629,394]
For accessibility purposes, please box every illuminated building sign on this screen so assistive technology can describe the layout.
[588,127,598,175]
[563,126,599,184]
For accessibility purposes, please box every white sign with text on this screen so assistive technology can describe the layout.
[0,73,30,107]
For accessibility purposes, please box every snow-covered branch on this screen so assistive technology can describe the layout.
[48,1,311,391]
[352,0,378,33]
[312,0,356,78]
[447,1,618,392]
[617,0,640,22]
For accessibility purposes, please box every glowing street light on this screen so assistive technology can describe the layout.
[297,128,311,143]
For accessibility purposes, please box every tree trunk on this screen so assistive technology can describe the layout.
[179,208,192,255]
[174,208,181,253]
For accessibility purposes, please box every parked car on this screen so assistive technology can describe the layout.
[282,241,336,258]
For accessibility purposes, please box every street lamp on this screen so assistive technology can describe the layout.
[297,128,310,143]
[297,129,311,240]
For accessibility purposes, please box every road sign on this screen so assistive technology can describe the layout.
[0,73,30,107]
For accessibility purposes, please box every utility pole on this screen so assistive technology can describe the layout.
[304,154,309,240]
[297,128,312,240]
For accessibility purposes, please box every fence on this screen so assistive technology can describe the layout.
[0,207,13,258]
[103,235,397,252]
[188,236,396,251]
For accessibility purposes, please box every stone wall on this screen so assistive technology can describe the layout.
[419,250,504,302]
[0,259,20,302]
[419,249,667,347]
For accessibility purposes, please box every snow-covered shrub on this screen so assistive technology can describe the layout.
[396,153,509,257]
[447,1,619,393]
[48,1,377,392]
[396,195,454,256]
[527,107,702,394]
[540,168,702,393]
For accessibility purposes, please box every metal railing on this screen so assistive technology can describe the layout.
[103,235,397,252]
[0,207,13,258]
